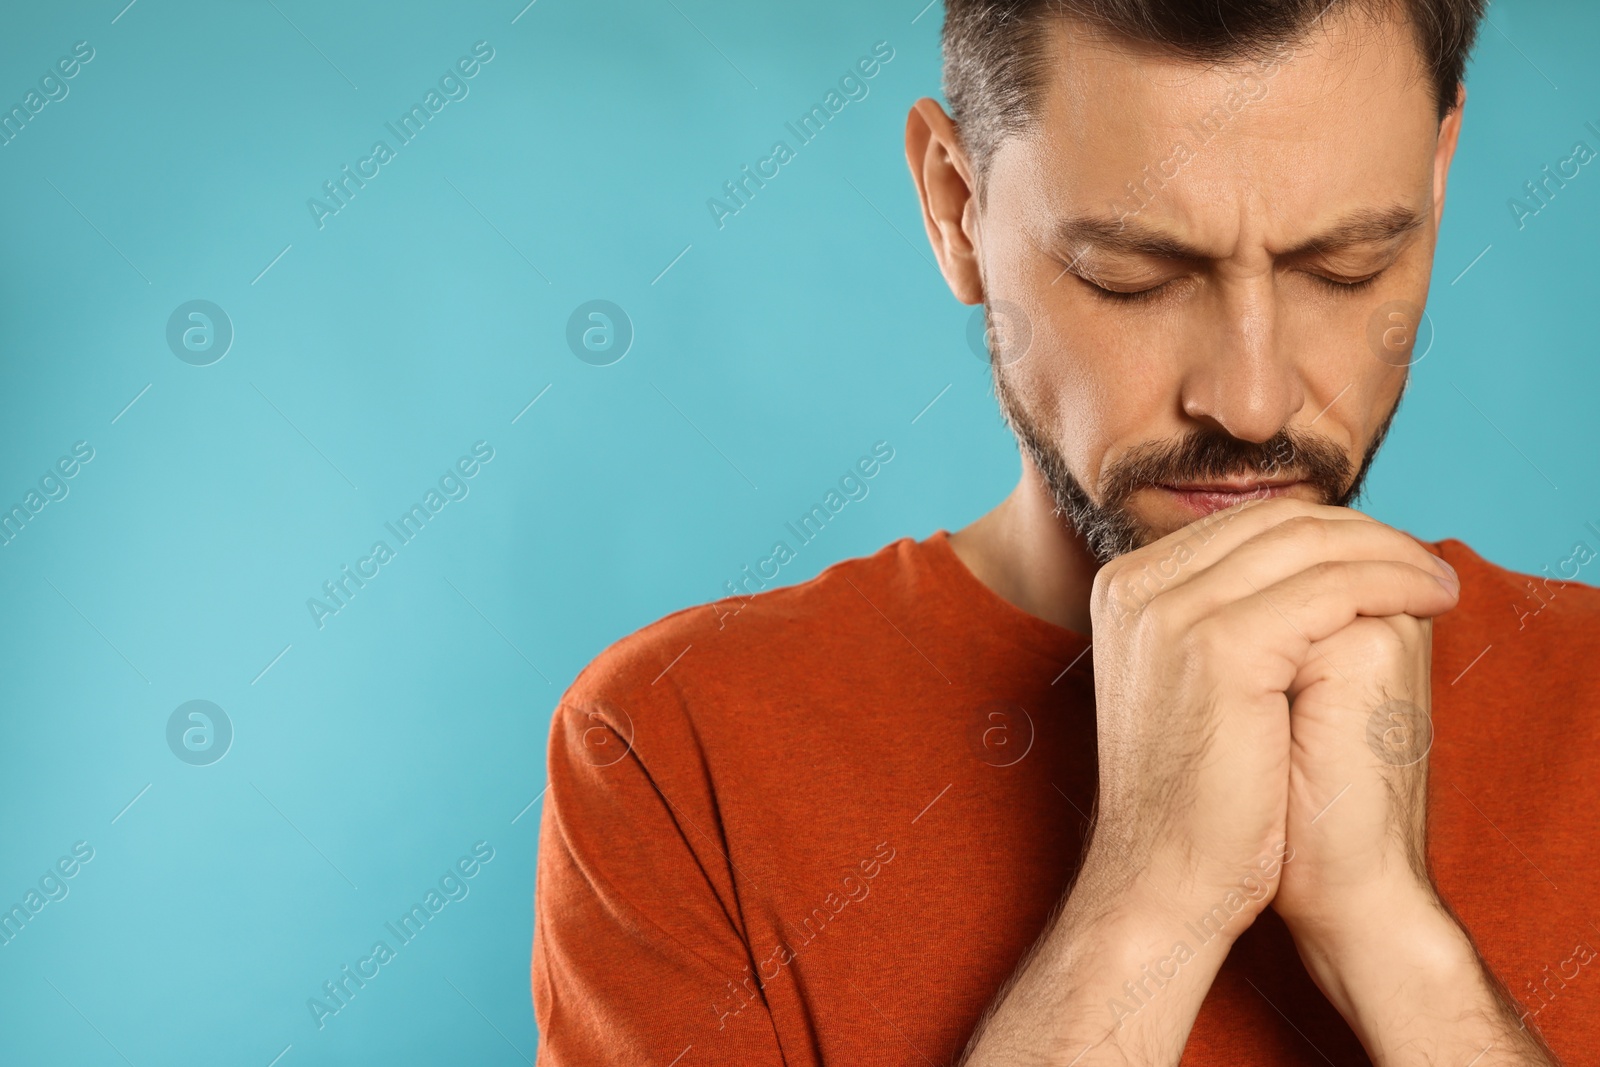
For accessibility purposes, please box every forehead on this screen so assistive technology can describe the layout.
[995,9,1442,248]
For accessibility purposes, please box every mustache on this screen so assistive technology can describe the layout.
[1101,427,1355,507]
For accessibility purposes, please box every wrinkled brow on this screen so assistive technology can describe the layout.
[1051,205,1426,260]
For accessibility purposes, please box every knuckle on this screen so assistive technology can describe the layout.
[1303,557,1341,583]
[1275,513,1329,548]
[1091,558,1125,601]
[1181,614,1227,660]
[1138,593,1180,638]
[1265,496,1319,519]
[1344,617,1410,661]
[1090,561,1121,604]
[1098,564,1158,617]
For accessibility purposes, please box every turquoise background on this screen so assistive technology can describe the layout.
[0,0,1594,1062]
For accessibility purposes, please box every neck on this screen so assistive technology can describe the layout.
[947,454,1102,637]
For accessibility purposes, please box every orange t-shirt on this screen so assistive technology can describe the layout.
[532,529,1600,1065]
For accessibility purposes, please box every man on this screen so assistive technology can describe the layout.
[532,1,1599,1063]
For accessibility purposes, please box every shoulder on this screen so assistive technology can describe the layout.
[1434,536,1600,620]
[555,534,929,731]
[1430,537,1600,686]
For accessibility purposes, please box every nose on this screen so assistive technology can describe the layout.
[1178,275,1305,443]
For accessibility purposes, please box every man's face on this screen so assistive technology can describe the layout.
[971,9,1455,562]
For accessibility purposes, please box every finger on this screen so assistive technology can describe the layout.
[1159,515,1456,619]
[1101,496,1375,599]
[1209,560,1458,663]
[1288,613,1429,701]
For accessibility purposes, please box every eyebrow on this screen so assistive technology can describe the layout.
[1050,205,1427,263]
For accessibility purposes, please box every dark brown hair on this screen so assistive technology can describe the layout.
[942,0,1486,187]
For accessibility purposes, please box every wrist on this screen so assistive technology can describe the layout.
[1040,894,1235,1062]
[1288,885,1480,1041]
[1279,864,1429,951]
[1073,843,1275,953]
[982,867,1246,1065]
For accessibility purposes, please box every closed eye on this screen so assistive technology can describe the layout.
[1083,272,1381,300]
[1050,248,1179,304]
[1304,270,1383,293]
[1068,262,1386,301]
[1074,275,1173,304]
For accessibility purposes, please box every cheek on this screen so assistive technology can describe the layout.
[1286,271,1422,420]
[1010,310,1171,482]
[1334,365,1408,455]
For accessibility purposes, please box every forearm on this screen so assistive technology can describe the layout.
[1293,889,1560,1066]
[959,863,1240,1067]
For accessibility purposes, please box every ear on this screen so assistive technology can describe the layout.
[904,97,985,305]
[1431,84,1467,231]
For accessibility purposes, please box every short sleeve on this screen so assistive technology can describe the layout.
[531,695,787,1064]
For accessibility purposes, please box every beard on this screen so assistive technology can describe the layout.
[989,337,1404,566]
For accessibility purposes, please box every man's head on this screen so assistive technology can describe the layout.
[907,0,1482,562]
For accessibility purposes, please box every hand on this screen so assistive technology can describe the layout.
[1082,499,1458,918]
[961,498,1466,1066]
[1274,557,1561,1065]
[1273,608,1438,944]
[1030,498,1456,1061]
